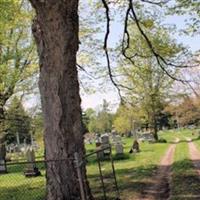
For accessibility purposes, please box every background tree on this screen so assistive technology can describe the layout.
[82,108,96,133]
[5,97,31,145]
[86,100,113,134]
[0,0,36,161]
[113,104,140,136]
[166,96,200,127]
[117,21,180,140]
[31,109,44,146]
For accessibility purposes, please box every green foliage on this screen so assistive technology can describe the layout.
[157,138,167,143]
[88,111,113,133]
[0,0,37,100]
[113,105,140,135]
[117,20,182,138]
[86,100,113,133]
[0,0,37,139]
[167,0,200,35]
[5,97,31,144]
[82,108,96,132]
[31,111,44,143]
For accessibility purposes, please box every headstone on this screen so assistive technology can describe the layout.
[0,160,6,173]
[24,147,41,177]
[0,142,7,174]
[101,134,109,144]
[129,140,140,153]
[95,135,101,147]
[114,135,124,155]
[112,134,117,144]
[115,143,124,154]
[115,135,122,143]
[32,141,39,151]
[100,134,110,158]
[111,129,117,137]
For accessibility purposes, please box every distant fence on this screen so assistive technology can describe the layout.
[0,145,120,200]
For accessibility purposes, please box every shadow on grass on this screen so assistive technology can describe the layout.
[2,158,200,199]
[87,163,158,199]
[86,152,131,165]
[192,137,200,142]
[88,158,200,199]
[171,159,200,199]
[0,180,45,200]
[5,162,46,174]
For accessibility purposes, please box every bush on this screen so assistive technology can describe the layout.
[157,138,167,143]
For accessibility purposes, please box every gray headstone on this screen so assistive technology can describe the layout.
[101,134,109,144]
[96,134,110,159]
[115,143,124,154]
[0,160,6,173]
[24,147,41,177]
[0,142,7,173]
[115,135,122,143]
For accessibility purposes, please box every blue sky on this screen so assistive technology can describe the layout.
[81,13,200,111]
[24,7,200,112]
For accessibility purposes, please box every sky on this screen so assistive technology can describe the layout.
[23,4,200,113]
[81,13,200,111]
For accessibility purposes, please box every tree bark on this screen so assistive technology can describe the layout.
[29,1,92,199]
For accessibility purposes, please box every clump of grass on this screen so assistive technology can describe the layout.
[157,138,167,143]
[113,153,130,160]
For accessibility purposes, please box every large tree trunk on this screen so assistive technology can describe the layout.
[30,1,92,199]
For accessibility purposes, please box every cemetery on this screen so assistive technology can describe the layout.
[1,0,200,200]
[1,129,200,199]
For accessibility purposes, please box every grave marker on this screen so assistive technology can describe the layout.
[0,142,7,173]
[24,147,41,177]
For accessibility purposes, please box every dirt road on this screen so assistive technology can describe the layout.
[140,139,179,200]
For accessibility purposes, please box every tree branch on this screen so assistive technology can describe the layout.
[122,0,192,83]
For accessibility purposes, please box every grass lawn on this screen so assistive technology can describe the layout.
[83,137,170,199]
[170,139,200,200]
[1,129,200,200]
[0,163,46,200]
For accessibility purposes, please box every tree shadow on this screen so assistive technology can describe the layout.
[2,158,200,199]
[0,180,45,200]
[87,158,200,199]
[171,159,200,200]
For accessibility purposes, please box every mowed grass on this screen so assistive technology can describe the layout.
[0,163,46,200]
[86,137,170,199]
[1,129,200,200]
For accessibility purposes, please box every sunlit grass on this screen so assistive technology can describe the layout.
[1,129,200,200]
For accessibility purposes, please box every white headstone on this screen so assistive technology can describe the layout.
[115,143,124,154]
